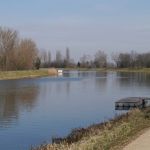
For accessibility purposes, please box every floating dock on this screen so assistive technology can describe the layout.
[115,97,150,107]
[115,102,148,110]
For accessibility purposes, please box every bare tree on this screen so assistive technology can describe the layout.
[48,51,51,67]
[69,58,76,68]
[118,52,130,68]
[111,52,121,67]
[40,49,48,68]
[94,50,107,68]
[0,26,41,71]
[80,55,87,67]
[130,50,138,68]
[142,52,150,68]
[65,47,70,68]
[0,27,19,71]
[42,49,48,64]
[86,55,93,67]
[18,38,38,70]
[55,50,63,67]
[80,54,92,68]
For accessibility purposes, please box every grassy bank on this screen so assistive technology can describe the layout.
[0,69,51,80]
[30,107,150,150]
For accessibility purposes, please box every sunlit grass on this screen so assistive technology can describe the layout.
[0,69,49,80]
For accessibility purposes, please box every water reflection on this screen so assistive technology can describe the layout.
[76,70,107,78]
[117,72,150,86]
[0,80,39,129]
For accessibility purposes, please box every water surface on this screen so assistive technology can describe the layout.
[0,70,150,150]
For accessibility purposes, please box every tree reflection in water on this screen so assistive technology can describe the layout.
[0,81,39,129]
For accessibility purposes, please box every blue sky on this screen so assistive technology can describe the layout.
[1,0,150,61]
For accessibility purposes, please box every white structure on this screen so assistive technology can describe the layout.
[58,70,63,73]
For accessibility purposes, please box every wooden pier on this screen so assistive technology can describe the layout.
[115,97,150,107]
[115,103,148,110]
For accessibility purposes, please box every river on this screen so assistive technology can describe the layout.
[0,70,150,150]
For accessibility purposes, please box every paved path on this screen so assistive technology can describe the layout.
[123,129,150,150]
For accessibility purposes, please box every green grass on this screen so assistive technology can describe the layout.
[0,69,50,80]
[30,107,150,150]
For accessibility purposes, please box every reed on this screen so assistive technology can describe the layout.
[48,68,58,75]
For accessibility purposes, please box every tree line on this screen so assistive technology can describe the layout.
[111,51,150,68]
[0,27,38,71]
[39,47,76,68]
[41,49,150,69]
[39,48,108,68]
[1,26,150,71]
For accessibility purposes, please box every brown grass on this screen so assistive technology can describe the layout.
[48,68,58,75]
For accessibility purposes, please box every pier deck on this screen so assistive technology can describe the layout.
[115,97,149,107]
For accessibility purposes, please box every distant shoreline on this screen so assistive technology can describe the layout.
[0,68,150,81]
[63,67,150,73]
